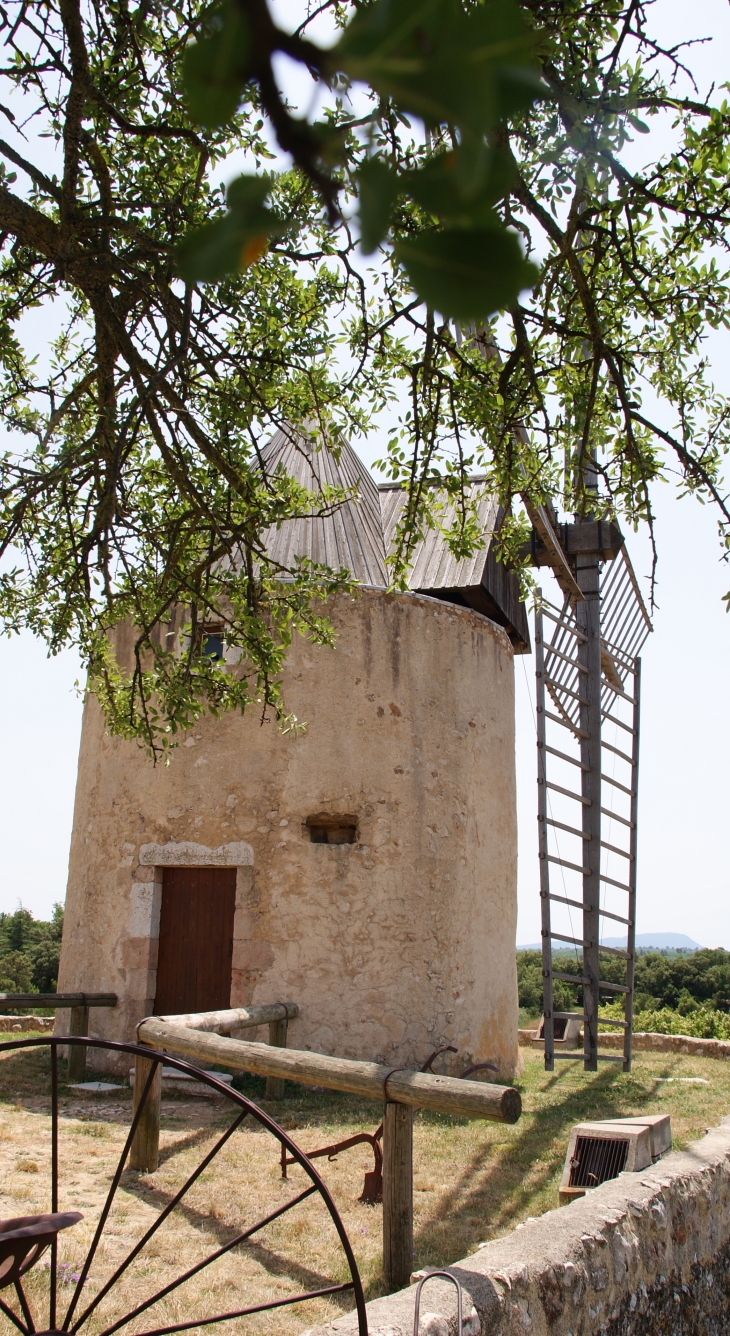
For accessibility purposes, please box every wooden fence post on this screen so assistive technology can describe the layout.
[67,1004,90,1083]
[382,1101,413,1292]
[130,1053,162,1172]
[266,1017,288,1099]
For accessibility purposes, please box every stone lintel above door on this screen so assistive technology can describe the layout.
[139,840,254,867]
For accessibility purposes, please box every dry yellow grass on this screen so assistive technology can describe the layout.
[1,1036,729,1336]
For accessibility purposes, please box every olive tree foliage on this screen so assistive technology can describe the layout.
[182,0,730,579]
[0,0,728,758]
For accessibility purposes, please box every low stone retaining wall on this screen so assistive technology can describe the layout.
[307,1118,730,1336]
[0,1015,54,1032]
[518,1027,730,1060]
[602,1031,730,1060]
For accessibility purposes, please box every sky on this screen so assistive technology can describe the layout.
[0,0,728,951]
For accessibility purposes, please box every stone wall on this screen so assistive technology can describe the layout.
[307,1117,730,1336]
[519,1028,730,1061]
[57,588,521,1076]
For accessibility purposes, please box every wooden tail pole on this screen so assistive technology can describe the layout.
[136,1018,522,1123]
[134,1017,522,1279]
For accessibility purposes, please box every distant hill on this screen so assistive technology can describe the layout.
[517,932,705,952]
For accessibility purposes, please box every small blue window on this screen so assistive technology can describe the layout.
[203,631,224,661]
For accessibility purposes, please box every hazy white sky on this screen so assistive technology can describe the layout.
[0,0,727,951]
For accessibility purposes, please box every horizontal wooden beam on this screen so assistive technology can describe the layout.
[524,520,625,568]
[137,1019,522,1124]
[0,992,117,1009]
[158,1003,299,1033]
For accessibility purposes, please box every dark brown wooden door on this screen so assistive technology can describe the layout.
[154,866,236,1015]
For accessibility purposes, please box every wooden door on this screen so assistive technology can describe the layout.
[154,866,236,1015]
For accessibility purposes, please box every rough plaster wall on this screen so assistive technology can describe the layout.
[306,1118,730,1336]
[57,590,519,1075]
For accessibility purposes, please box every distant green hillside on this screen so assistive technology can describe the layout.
[517,947,730,1018]
[0,906,63,994]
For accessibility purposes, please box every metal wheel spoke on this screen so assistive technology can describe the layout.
[63,1057,161,1330]
[0,1037,367,1336]
[14,1280,35,1333]
[132,1281,356,1336]
[95,1184,319,1336]
[0,1294,29,1335]
[72,1110,248,1332]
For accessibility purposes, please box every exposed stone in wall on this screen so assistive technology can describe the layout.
[305,1117,730,1336]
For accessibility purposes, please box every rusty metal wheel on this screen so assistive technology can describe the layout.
[0,1036,367,1336]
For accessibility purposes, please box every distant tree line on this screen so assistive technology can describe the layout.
[517,949,730,1019]
[0,907,63,994]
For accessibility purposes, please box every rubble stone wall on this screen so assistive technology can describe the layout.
[307,1117,730,1336]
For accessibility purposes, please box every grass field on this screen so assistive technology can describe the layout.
[0,1034,729,1336]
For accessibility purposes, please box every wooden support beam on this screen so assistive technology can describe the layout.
[266,1017,289,1100]
[129,1053,162,1173]
[382,1102,413,1292]
[136,1019,522,1123]
[67,1005,89,1084]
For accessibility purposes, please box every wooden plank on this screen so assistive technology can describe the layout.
[0,993,117,1009]
[129,1053,162,1172]
[382,1102,413,1292]
[137,1020,522,1123]
[67,1005,89,1083]
[266,1018,288,1100]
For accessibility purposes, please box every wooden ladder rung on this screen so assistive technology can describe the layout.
[546,817,590,840]
[600,839,632,859]
[545,854,590,875]
[600,873,633,892]
[544,781,591,805]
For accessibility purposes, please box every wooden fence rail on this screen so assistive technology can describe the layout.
[0,992,118,1083]
[134,1016,521,1292]
[156,1003,299,1100]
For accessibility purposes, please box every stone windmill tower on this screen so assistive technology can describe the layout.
[58,427,530,1076]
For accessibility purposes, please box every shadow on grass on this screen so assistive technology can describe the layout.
[412,1054,687,1266]
[121,1166,356,1310]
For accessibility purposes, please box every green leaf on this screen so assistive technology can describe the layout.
[406,145,515,221]
[182,2,250,129]
[627,113,650,134]
[335,0,542,135]
[394,225,539,318]
[176,174,286,283]
[357,158,399,253]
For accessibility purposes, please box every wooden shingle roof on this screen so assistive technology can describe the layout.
[260,426,387,587]
[260,428,530,652]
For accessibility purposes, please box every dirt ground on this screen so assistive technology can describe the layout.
[1,1035,729,1336]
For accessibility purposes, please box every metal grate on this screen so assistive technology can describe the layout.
[568,1135,629,1188]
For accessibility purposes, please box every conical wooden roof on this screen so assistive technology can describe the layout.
[260,426,387,587]
[259,426,529,650]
